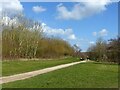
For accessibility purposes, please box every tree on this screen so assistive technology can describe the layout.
[95,38,107,61]
[106,37,120,63]
[73,44,82,57]
[87,37,107,61]
[87,37,119,63]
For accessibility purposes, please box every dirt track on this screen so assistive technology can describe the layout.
[0,60,87,84]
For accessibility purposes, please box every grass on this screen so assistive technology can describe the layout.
[3,62,118,88]
[2,57,80,76]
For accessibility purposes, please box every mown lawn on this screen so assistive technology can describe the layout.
[3,62,118,88]
[2,57,80,76]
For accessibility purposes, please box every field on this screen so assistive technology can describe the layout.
[3,62,118,88]
[2,57,79,76]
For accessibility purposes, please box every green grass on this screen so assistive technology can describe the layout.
[2,57,80,76]
[3,62,118,88]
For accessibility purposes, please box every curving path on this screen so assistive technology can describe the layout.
[0,60,87,84]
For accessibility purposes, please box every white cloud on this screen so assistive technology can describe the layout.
[41,23,46,26]
[99,29,108,36]
[68,34,76,40]
[56,0,112,20]
[93,32,97,36]
[89,41,95,44]
[93,28,108,37]
[32,6,46,13]
[0,0,23,17]
[42,23,76,40]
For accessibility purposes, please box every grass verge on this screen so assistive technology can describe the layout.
[2,57,79,76]
[3,62,118,88]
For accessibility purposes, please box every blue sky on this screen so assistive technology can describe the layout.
[20,2,118,52]
[1,1,118,52]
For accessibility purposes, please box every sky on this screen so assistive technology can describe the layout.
[0,0,118,52]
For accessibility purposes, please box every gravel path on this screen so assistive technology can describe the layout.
[0,60,87,84]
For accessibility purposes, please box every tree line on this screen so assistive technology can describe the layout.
[87,37,120,63]
[2,16,74,60]
[1,15,119,63]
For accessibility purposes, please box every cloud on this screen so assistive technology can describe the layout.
[32,6,46,13]
[56,0,112,20]
[0,0,23,17]
[89,41,95,44]
[68,34,76,40]
[99,29,108,36]
[93,28,108,37]
[42,23,76,40]
[93,32,97,36]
